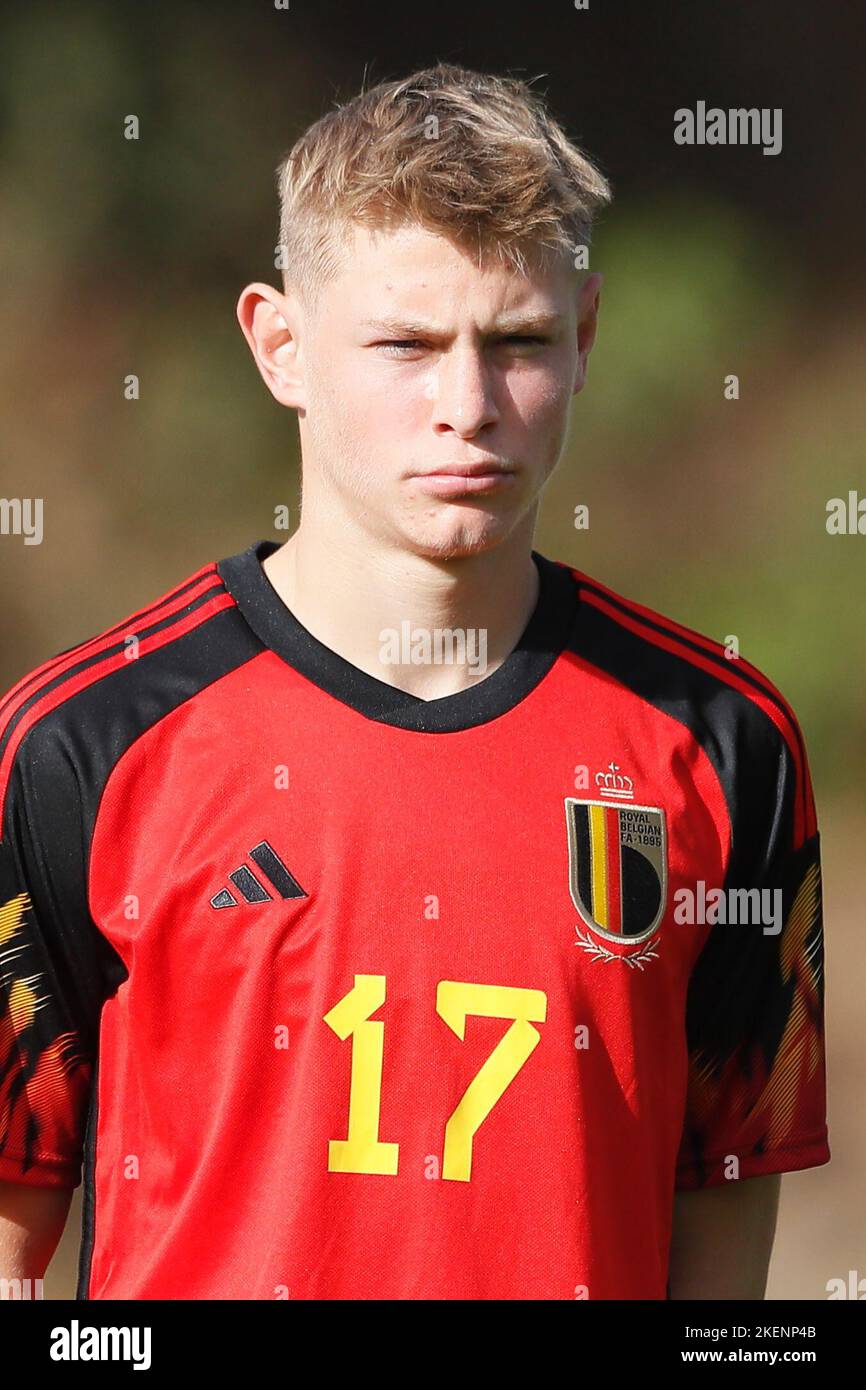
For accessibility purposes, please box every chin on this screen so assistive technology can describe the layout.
[399,511,516,561]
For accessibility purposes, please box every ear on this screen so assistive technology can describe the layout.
[236,282,307,409]
[572,271,603,396]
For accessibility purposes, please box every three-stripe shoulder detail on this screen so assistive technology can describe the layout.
[563,564,815,845]
[0,562,237,826]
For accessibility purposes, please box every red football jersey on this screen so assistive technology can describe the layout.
[0,540,830,1299]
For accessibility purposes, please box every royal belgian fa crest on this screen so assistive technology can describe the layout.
[565,797,668,964]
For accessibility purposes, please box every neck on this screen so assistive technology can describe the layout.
[261,515,541,700]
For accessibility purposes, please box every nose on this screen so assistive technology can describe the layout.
[429,346,499,438]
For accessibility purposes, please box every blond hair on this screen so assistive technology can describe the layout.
[276,62,613,306]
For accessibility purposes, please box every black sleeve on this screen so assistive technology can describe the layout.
[0,741,102,1188]
[675,704,830,1190]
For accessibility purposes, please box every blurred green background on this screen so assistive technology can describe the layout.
[1,0,862,1300]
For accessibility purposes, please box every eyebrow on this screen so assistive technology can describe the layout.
[360,312,564,337]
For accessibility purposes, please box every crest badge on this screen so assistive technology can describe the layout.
[565,796,668,957]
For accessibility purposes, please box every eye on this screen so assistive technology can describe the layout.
[374,339,424,356]
[371,334,550,357]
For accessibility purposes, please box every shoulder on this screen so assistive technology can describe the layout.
[554,557,800,725]
[0,554,253,836]
[552,558,817,849]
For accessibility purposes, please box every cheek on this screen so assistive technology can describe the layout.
[326,365,423,480]
[353,370,427,436]
[316,358,391,442]
[509,368,572,431]
[340,352,410,407]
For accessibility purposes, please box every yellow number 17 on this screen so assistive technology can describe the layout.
[323,974,547,1182]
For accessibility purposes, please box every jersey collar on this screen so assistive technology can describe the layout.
[217,539,579,733]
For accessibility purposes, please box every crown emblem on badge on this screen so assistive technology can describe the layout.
[594,762,634,801]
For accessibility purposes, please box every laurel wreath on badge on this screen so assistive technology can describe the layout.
[574,926,661,970]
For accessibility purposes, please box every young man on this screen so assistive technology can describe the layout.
[0,63,829,1300]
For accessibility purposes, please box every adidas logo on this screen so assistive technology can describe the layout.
[210,840,307,909]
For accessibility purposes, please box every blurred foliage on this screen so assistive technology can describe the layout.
[0,2,863,804]
[542,198,866,795]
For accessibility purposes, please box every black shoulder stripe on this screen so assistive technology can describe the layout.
[9,603,265,1034]
[0,581,230,766]
[0,571,224,725]
[575,575,808,789]
[569,594,797,889]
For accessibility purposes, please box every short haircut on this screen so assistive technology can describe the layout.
[276,61,613,308]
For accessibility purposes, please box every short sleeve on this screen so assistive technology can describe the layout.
[675,706,830,1190]
[0,777,96,1189]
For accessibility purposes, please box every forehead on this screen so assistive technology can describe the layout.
[326,220,575,318]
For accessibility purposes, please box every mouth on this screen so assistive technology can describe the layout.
[408,461,518,496]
